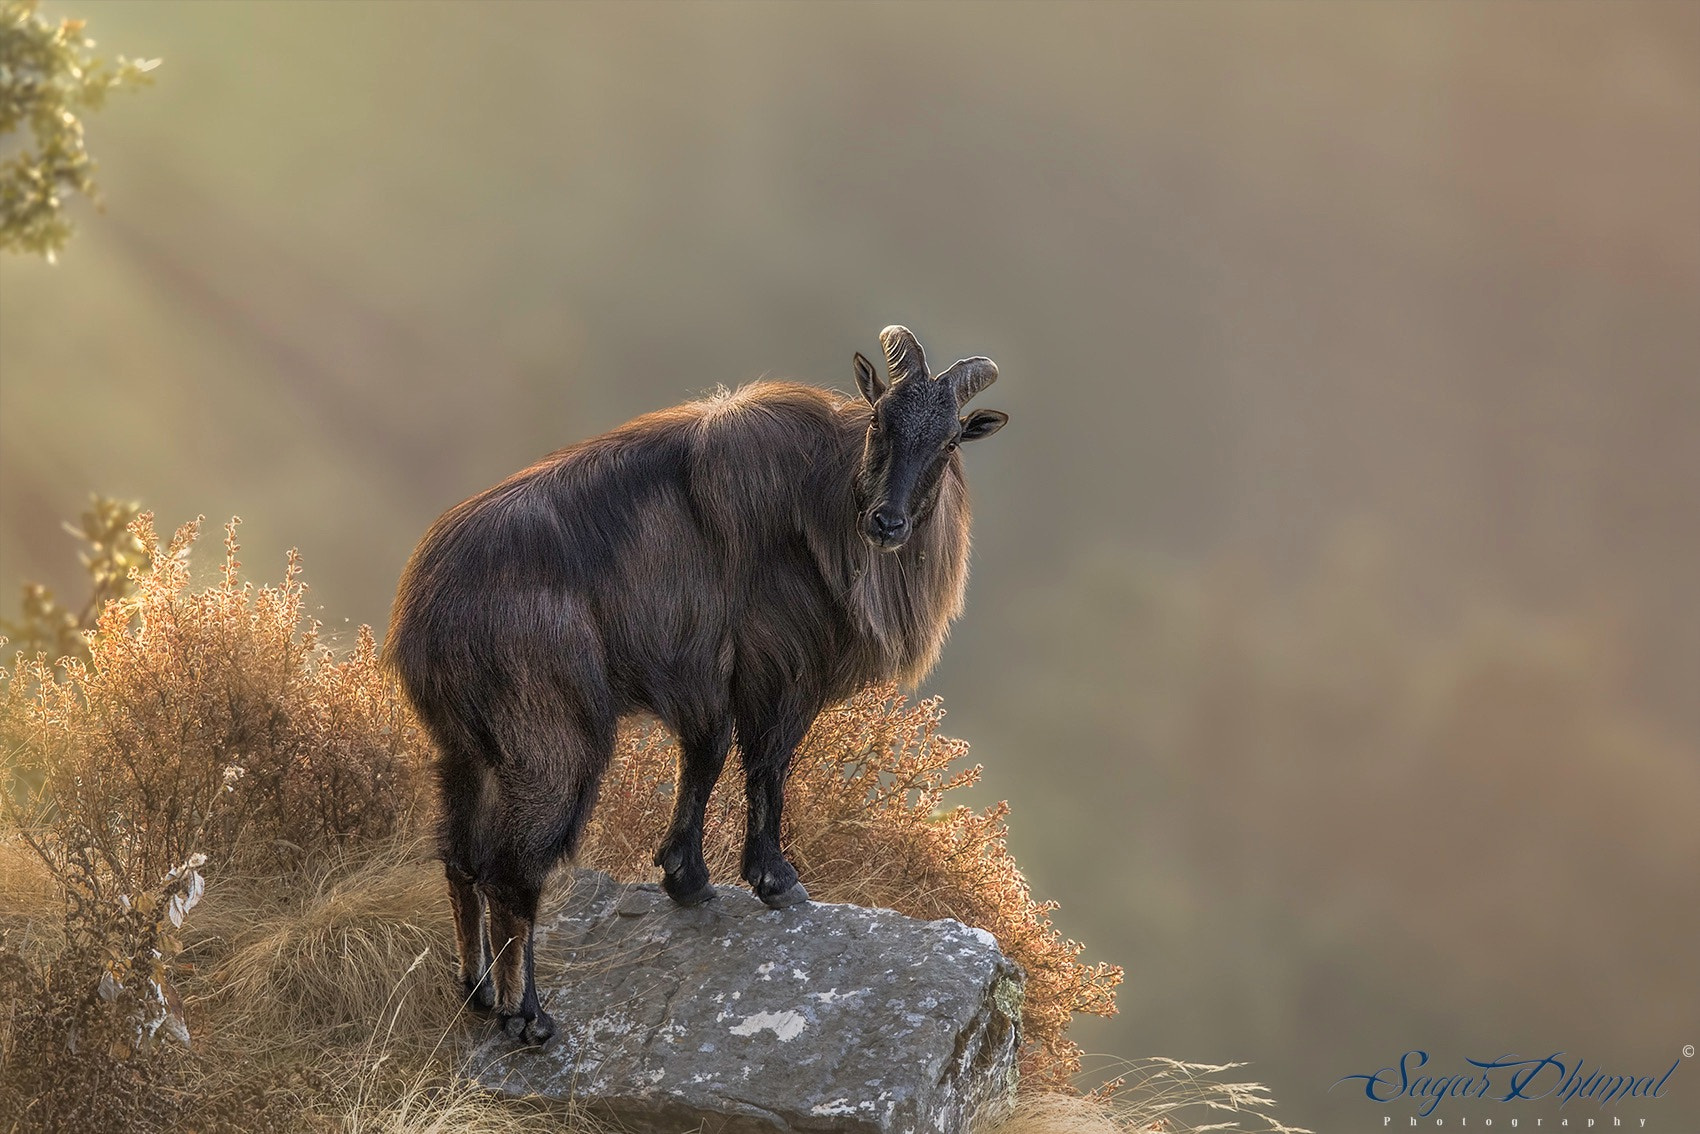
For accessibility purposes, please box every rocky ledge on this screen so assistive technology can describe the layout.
[466,869,1023,1133]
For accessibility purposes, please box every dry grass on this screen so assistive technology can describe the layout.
[177,838,589,1133]
[983,1059,1313,1134]
[0,512,1291,1132]
[0,835,58,958]
[193,839,454,1062]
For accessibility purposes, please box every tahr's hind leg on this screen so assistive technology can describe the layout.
[734,707,811,909]
[654,720,733,907]
[446,865,494,1010]
[485,887,551,1045]
[484,757,608,1046]
[441,605,614,1046]
[436,749,496,1009]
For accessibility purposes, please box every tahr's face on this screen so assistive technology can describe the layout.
[859,376,964,551]
[852,327,1008,552]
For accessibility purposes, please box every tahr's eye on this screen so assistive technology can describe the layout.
[945,439,958,452]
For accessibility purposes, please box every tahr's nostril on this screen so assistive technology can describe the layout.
[872,508,907,538]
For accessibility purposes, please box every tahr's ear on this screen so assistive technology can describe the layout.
[959,408,1008,442]
[853,352,885,406]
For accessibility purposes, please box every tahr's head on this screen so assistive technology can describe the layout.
[853,325,1007,552]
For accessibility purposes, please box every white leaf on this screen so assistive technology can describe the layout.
[160,1014,190,1047]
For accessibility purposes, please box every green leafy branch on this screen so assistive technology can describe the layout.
[0,0,158,260]
[1,494,151,661]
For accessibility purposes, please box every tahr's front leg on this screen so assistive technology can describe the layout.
[655,722,732,906]
[735,711,809,909]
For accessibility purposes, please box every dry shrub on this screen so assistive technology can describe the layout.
[0,512,430,1131]
[0,825,209,1133]
[580,686,1124,1086]
[4,512,428,885]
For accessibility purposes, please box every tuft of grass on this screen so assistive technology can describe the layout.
[334,1080,587,1134]
[176,837,600,1133]
[0,834,58,959]
[194,836,454,1048]
[981,1058,1311,1133]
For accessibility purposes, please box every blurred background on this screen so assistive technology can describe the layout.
[2,2,1697,1127]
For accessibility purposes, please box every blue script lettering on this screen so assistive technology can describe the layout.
[1468,1053,1570,1102]
[1334,1051,1495,1117]
[1334,1049,1429,1104]
[1338,1051,1681,1118]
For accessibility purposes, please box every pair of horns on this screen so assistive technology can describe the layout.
[877,325,998,404]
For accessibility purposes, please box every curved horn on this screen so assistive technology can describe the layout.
[937,356,998,405]
[879,325,929,385]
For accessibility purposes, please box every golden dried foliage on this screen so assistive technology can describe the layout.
[0,829,212,1133]
[3,512,428,886]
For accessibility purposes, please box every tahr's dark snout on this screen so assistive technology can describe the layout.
[864,505,911,551]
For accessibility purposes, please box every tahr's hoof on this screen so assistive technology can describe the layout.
[501,1009,555,1047]
[758,880,810,910]
[663,874,718,907]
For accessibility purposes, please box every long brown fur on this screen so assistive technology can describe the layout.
[387,329,1002,1044]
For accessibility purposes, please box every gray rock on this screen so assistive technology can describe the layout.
[467,869,1023,1133]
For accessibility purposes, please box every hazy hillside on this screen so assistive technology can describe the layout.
[3,3,1696,1127]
